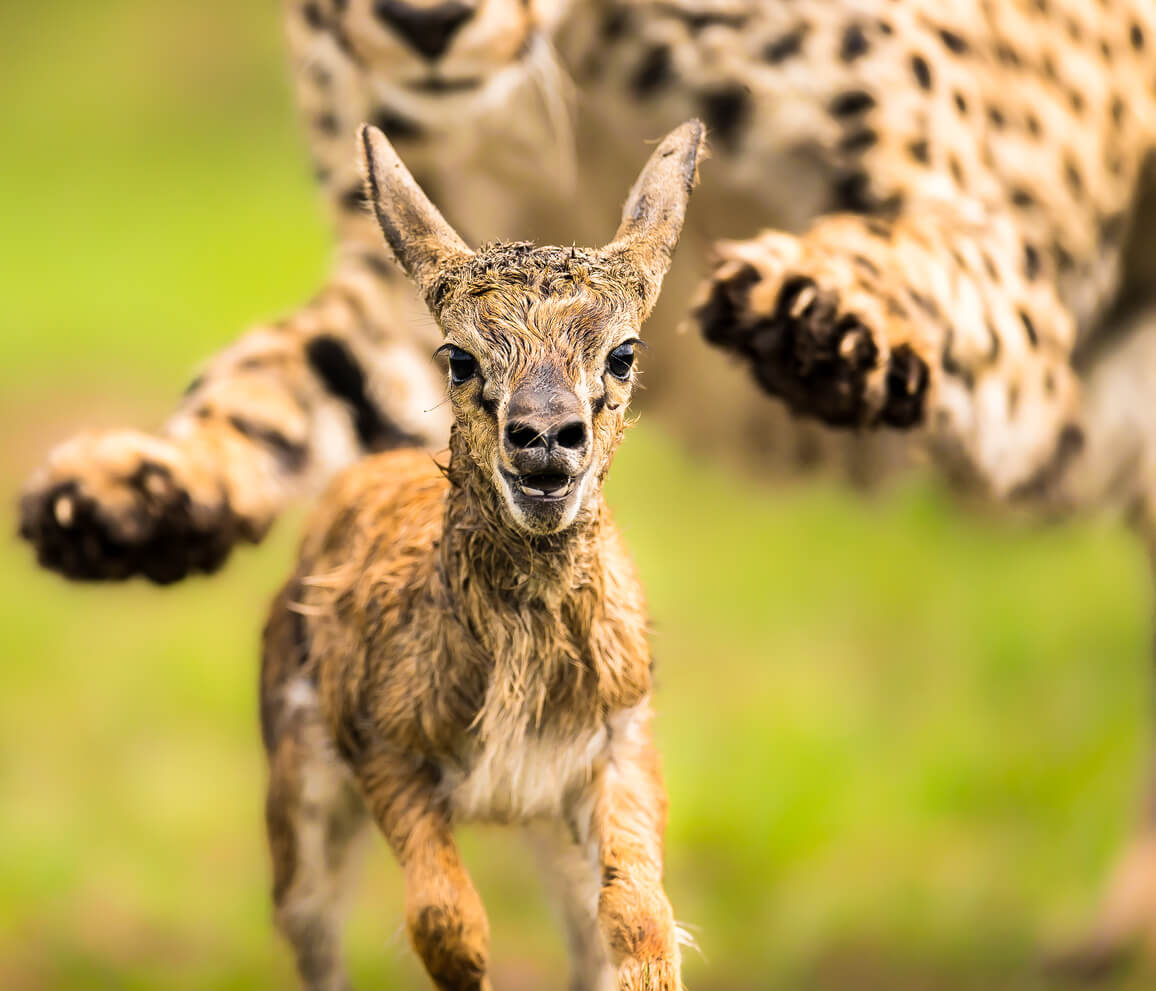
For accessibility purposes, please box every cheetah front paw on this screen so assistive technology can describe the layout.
[693,235,931,430]
[19,430,252,584]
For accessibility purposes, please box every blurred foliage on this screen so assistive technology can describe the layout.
[2,2,1155,988]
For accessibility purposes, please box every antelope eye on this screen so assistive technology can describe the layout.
[606,342,635,380]
[447,347,477,385]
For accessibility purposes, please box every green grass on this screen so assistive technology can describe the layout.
[3,2,1155,988]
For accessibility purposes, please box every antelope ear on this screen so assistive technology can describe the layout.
[604,119,706,317]
[358,123,473,309]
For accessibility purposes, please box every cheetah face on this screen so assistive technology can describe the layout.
[337,0,573,110]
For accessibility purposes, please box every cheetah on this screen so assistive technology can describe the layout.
[18,0,1156,973]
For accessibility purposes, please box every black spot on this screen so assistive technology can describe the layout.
[667,9,747,31]
[369,109,420,145]
[829,90,876,117]
[841,23,870,62]
[1026,112,1042,136]
[877,19,893,35]
[1041,53,1059,80]
[1064,158,1084,197]
[1068,89,1085,113]
[631,44,674,98]
[907,139,930,164]
[227,416,308,473]
[315,112,340,136]
[1053,242,1075,272]
[700,85,751,152]
[987,105,1005,128]
[360,253,395,279]
[1100,38,1113,59]
[996,43,1022,67]
[953,91,969,114]
[302,2,325,30]
[1011,187,1035,208]
[948,155,965,184]
[1099,211,1127,243]
[911,54,933,90]
[1019,309,1039,347]
[832,171,873,213]
[1024,243,1041,280]
[941,334,975,390]
[183,374,205,397]
[600,8,630,40]
[763,27,806,63]
[306,336,423,451]
[1131,22,1145,50]
[1110,96,1126,126]
[841,128,878,153]
[938,28,969,53]
[340,185,369,213]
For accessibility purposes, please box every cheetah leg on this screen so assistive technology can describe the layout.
[19,0,453,585]
[693,205,1083,499]
[18,266,449,583]
[527,821,615,991]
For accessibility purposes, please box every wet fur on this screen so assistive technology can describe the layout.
[259,124,701,991]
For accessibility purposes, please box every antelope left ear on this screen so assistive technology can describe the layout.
[604,119,707,317]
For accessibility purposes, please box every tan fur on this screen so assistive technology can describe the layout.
[260,122,702,991]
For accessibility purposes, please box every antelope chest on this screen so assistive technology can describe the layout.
[442,720,611,824]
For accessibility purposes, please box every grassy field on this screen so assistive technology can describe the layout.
[3,2,1156,988]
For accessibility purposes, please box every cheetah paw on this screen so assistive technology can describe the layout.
[19,429,251,584]
[693,236,931,430]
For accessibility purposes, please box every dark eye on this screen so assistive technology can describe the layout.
[447,347,477,385]
[606,342,635,380]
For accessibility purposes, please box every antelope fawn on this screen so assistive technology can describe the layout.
[260,120,705,991]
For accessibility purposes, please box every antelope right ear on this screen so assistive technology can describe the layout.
[603,119,706,318]
[358,123,473,309]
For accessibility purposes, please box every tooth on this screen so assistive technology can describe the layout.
[519,484,545,497]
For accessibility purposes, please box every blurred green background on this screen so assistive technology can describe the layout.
[2,2,1154,988]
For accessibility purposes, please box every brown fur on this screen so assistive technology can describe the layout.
[260,121,703,991]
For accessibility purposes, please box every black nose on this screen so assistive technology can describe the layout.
[505,418,588,452]
[374,0,475,60]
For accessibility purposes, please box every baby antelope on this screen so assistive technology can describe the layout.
[260,119,705,991]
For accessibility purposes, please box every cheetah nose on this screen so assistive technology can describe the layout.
[373,0,475,60]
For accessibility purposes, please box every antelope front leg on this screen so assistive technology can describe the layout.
[355,752,491,991]
[588,711,681,991]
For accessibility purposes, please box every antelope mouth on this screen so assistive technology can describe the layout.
[511,472,575,501]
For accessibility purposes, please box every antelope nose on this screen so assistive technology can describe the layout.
[373,0,475,60]
[504,418,588,453]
